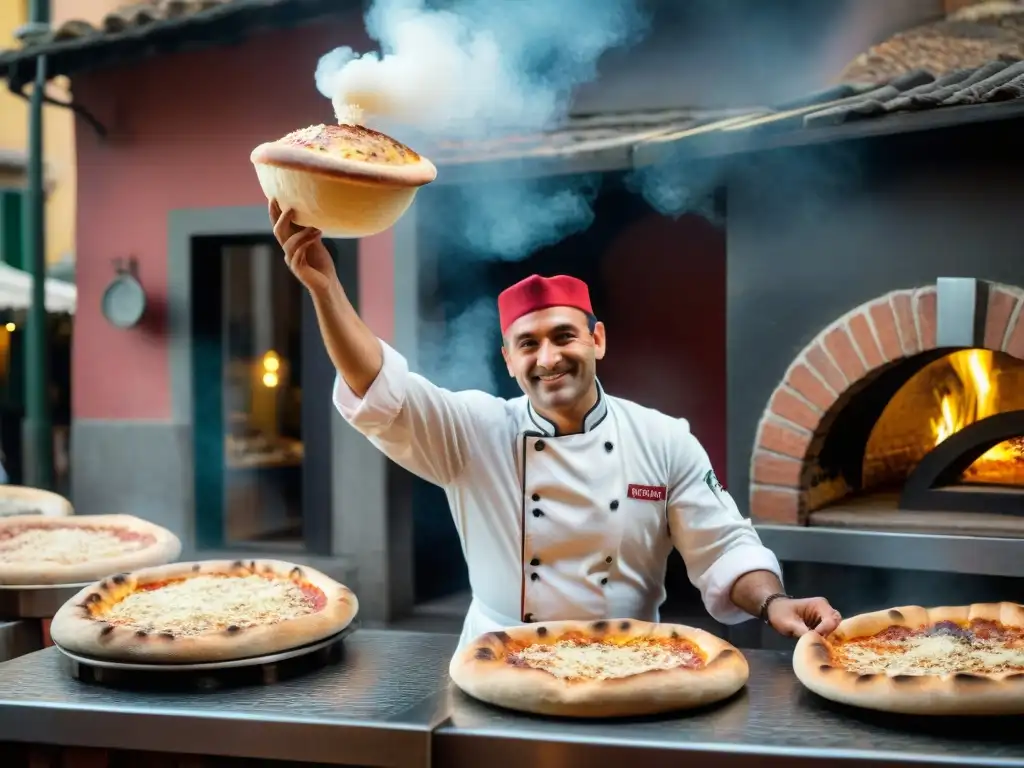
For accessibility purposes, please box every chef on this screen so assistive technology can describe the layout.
[270,201,842,651]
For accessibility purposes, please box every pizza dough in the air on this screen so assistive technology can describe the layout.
[450,618,750,718]
[0,514,181,586]
[0,485,73,518]
[49,559,359,663]
[251,119,436,239]
[793,602,1024,715]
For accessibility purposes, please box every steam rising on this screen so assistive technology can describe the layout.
[625,163,724,226]
[314,0,649,261]
[449,175,602,260]
[315,0,649,137]
[315,0,650,392]
[420,297,500,393]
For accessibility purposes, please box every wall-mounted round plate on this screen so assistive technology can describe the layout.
[101,273,146,329]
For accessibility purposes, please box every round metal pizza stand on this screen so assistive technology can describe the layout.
[0,582,91,619]
[52,621,360,692]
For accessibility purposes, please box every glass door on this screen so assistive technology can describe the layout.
[191,236,306,550]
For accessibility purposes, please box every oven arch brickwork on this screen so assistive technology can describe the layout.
[750,282,1024,525]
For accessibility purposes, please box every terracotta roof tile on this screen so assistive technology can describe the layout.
[0,0,336,90]
[838,1,1024,84]
[421,109,733,167]
[26,0,234,48]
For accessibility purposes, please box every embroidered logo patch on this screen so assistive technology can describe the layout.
[704,469,727,506]
[627,484,667,502]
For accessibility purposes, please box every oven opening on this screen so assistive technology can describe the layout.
[809,348,1024,536]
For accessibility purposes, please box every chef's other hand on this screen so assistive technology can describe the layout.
[270,200,338,296]
[767,596,842,638]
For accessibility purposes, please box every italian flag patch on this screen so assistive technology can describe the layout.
[704,469,727,506]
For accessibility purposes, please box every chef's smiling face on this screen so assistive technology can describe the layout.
[502,307,606,429]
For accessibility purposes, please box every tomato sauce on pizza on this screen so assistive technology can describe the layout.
[502,627,706,682]
[451,619,749,718]
[794,603,1024,716]
[88,569,329,638]
[50,559,359,663]
[0,522,155,565]
[0,514,181,588]
[829,618,1024,676]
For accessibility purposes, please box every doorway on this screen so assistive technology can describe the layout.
[190,235,309,550]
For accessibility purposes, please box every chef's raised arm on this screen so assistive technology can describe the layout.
[267,203,501,488]
[667,420,784,625]
[332,337,501,485]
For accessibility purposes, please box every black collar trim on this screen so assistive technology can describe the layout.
[526,380,608,437]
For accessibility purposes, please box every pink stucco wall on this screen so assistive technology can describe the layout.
[69,16,729,476]
[71,14,385,420]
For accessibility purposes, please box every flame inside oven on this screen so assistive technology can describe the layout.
[931,350,1024,485]
[863,349,1024,491]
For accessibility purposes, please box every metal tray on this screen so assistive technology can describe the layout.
[0,582,90,619]
[52,621,360,691]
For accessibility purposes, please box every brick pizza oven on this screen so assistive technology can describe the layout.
[713,102,1024,587]
[749,279,1024,537]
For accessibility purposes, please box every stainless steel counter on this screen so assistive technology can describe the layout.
[0,620,41,663]
[1,632,1022,767]
[756,524,1024,578]
[435,649,1024,768]
[0,629,457,768]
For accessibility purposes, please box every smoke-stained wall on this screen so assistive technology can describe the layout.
[572,0,948,112]
[725,120,1024,518]
[71,12,381,420]
[67,0,954,602]
[410,178,727,602]
[70,0,947,419]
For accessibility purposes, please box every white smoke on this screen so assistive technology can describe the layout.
[419,296,501,393]
[314,0,649,394]
[315,0,649,139]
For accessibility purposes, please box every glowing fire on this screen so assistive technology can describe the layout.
[930,349,1020,466]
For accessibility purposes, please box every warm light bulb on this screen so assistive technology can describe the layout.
[263,350,280,372]
[4,323,14,332]
[262,371,279,388]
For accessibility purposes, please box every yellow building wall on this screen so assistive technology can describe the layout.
[0,0,124,268]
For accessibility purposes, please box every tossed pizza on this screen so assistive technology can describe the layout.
[0,514,181,586]
[793,602,1024,715]
[449,619,749,717]
[49,559,359,663]
[250,115,436,239]
[0,485,73,518]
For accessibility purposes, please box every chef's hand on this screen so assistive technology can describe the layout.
[767,597,842,638]
[270,200,338,296]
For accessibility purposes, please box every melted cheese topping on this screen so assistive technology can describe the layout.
[509,638,701,681]
[335,103,365,126]
[0,527,146,564]
[836,628,1024,676]
[281,124,417,165]
[102,574,317,636]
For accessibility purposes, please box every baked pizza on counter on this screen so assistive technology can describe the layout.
[793,602,1024,715]
[49,559,359,663]
[0,514,181,586]
[449,618,749,717]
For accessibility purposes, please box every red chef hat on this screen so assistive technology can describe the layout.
[497,274,593,335]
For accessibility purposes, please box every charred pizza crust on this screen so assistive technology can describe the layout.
[0,485,73,518]
[251,123,437,238]
[0,514,181,586]
[49,559,358,663]
[793,602,1024,715]
[449,618,749,718]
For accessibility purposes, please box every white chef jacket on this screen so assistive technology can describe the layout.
[334,339,783,651]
